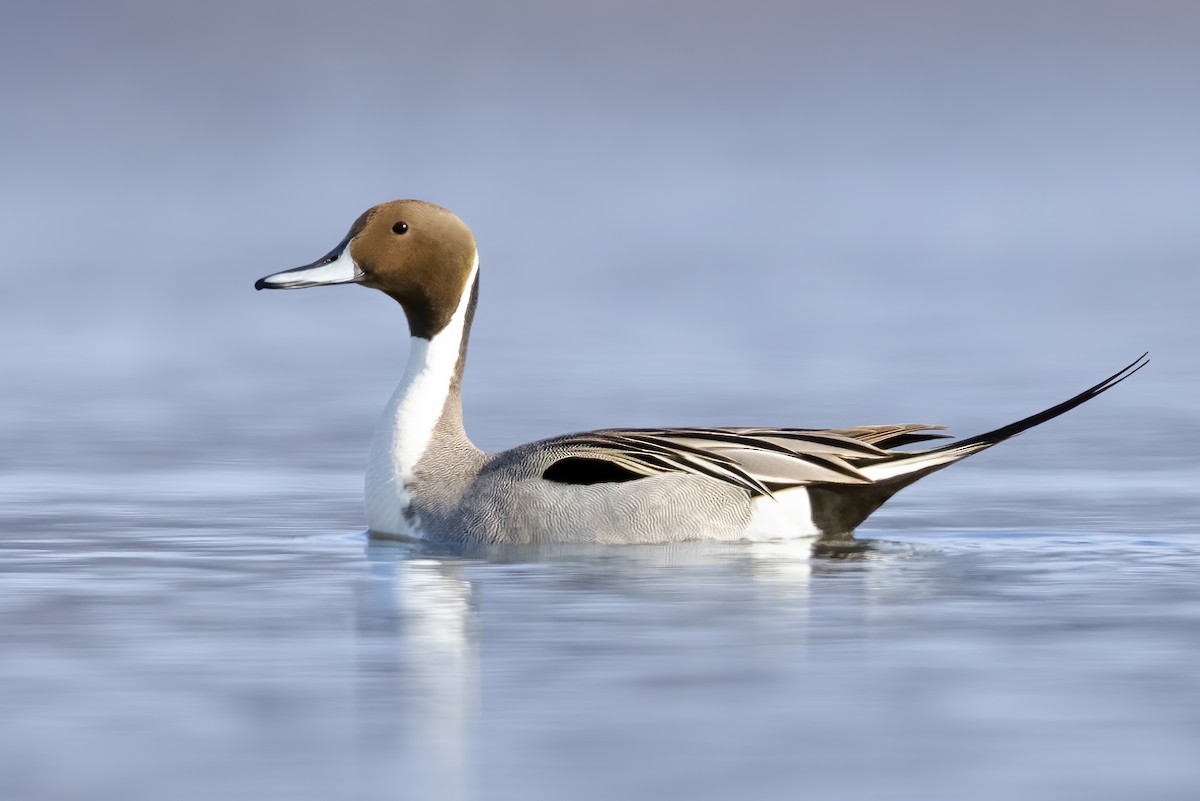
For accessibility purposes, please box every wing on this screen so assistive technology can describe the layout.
[539,353,1149,499]
[540,424,946,497]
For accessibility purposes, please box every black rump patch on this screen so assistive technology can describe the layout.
[543,457,645,485]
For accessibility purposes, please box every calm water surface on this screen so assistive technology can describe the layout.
[2,335,1198,801]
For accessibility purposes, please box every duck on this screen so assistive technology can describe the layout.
[255,200,1146,544]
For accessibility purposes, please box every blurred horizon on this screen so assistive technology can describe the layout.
[2,1,1197,457]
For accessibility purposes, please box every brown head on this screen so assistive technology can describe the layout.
[255,200,478,339]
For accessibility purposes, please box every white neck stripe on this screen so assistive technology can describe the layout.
[365,251,479,534]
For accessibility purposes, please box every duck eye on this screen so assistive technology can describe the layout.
[392,221,409,235]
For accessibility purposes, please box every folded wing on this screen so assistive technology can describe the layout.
[541,354,1149,502]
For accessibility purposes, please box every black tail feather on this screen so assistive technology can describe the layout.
[924,352,1149,457]
[809,353,1149,538]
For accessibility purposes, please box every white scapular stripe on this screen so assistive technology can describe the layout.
[859,445,981,482]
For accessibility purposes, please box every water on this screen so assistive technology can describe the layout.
[3,310,1198,801]
[4,2,1200,799]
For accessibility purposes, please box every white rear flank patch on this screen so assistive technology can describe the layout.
[744,487,822,540]
[365,252,480,537]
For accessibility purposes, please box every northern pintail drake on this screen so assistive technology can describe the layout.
[255,200,1147,544]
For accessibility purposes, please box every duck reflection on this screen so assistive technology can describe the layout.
[357,538,478,801]
[353,533,899,800]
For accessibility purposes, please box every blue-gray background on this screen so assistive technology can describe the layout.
[2,2,1198,800]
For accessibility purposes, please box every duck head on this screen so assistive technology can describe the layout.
[255,200,478,339]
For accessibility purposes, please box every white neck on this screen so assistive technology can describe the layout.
[365,252,478,534]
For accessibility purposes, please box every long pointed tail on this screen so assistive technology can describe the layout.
[860,353,1149,485]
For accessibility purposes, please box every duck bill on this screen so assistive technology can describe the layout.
[255,238,363,290]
